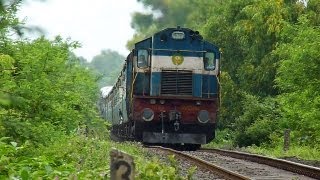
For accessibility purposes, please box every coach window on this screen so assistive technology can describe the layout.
[204,52,215,70]
[137,49,148,68]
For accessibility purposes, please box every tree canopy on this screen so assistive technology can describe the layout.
[129,0,320,148]
[0,0,102,146]
[88,49,125,88]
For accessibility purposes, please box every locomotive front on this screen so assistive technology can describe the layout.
[132,27,220,146]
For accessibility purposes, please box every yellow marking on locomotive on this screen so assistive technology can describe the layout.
[172,54,184,65]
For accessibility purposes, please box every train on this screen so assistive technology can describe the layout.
[100,27,220,149]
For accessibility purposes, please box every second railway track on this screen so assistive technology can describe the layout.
[199,148,320,179]
[146,146,320,180]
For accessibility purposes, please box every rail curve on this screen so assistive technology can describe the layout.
[200,148,320,179]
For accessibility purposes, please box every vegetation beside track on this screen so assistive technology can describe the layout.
[1,131,191,179]
[205,130,320,161]
[130,0,320,159]
[0,2,188,179]
[1,0,319,178]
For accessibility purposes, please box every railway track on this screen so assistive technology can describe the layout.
[146,146,319,179]
[199,148,320,179]
[147,146,251,180]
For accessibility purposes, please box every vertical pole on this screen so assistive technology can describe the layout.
[284,129,290,152]
[161,112,165,137]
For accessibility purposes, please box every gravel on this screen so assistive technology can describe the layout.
[145,148,223,180]
[230,147,320,168]
[280,157,320,168]
[144,146,317,179]
[185,151,316,180]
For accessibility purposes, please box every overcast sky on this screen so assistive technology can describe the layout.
[17,0,144,61]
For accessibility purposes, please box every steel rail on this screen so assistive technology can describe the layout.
[147,146,250,180]
[200,148,320,179]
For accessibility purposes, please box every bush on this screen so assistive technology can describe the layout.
[234,94,279,147]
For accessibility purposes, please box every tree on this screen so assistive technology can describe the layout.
[127,0,193,49]
[129,0,320,148]
[88,49,125,87]
[274,11,320,147]
[0,0,20,37]
[0,35,101,145]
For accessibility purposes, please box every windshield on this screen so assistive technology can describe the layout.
[204,52,215,70]
[137,49,148,68]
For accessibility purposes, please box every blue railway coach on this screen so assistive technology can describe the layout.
[103,27,220,149]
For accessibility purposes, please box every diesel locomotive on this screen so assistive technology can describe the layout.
[102,27,220,148]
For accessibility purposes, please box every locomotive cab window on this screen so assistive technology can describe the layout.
[137,49,149,68]
[204,52,215,70]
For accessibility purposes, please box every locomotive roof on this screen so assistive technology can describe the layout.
[155,27,198,34]
[134,26,218,48]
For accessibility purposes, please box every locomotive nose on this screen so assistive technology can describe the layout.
[142,108,154,121]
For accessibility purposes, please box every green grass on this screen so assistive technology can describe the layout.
[203,129,234,149]
[245,145,320,161]
[204,129,320,161]
[206,141,320,161]
[0,134,194,179]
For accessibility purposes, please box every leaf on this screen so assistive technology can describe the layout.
[10,141,17,148]
[20,168,29,180]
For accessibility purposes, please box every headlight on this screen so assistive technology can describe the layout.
[142,108,154,121]
[150,99,156,104]
[159,99,165,104]
[197,110,210,123]
[172,31,185,40]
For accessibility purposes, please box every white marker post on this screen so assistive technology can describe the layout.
[284,129,290,152]
[110,148,135,180]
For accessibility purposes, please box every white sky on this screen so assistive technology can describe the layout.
[17,0,144,61]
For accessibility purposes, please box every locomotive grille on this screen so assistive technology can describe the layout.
[161,70,193,96]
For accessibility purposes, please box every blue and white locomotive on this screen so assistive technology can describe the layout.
[103,27,220,149]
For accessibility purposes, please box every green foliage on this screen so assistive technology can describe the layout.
[137,158,177,179]
[204,129,235,149]
[0,32,112,177]
[0,54,16,109]
[127,0,193,49]
[85,49,125,87]
[274,14,320,147]
[0,3,107,177]
[0,135,108,179]
[0,134,193,179]
[2,0,320,178]
[234,94,279,147]
[136,154,196,180]
[131,12,154,32]
[0,0,20,36]
[130,0,320,151]
[218,72,242,129]
[0,36,99,145]
[0,4,196,179]
[246,144,320,161]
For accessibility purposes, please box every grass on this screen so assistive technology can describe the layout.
[204,129,320,161]
[245,145,320,161]
[0,134,193,179]
[205,140,320,161]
